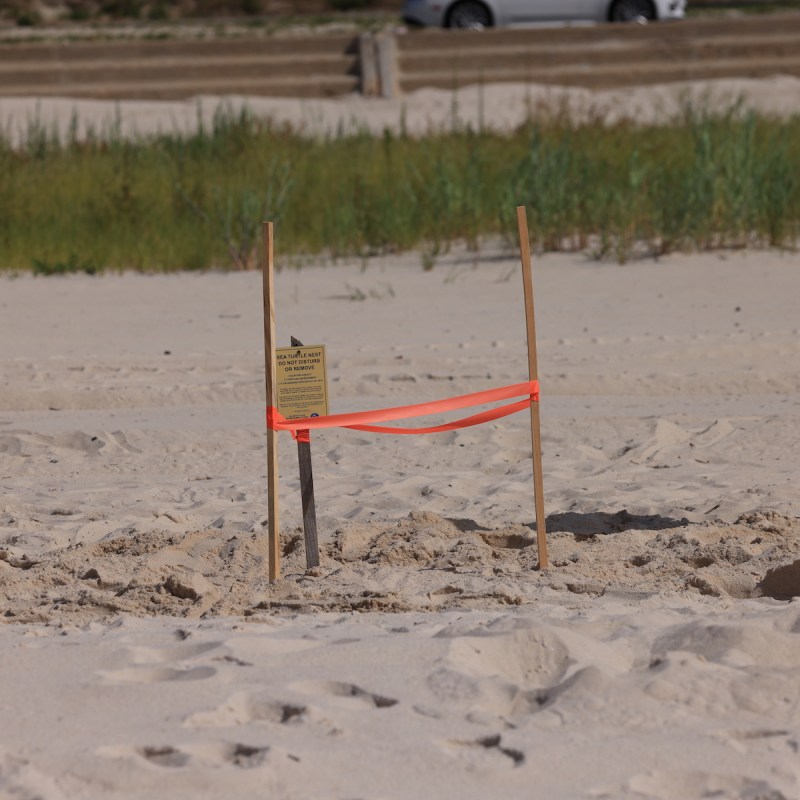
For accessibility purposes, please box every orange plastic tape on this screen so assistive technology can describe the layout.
[267,380,538,438]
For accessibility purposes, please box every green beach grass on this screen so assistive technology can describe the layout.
[1,102,798,273]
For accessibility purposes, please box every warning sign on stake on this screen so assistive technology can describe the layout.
[275,345,329,420]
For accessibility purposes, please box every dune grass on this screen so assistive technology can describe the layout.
[1,102,798,273]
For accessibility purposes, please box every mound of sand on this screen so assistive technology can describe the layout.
[3,510,798,624]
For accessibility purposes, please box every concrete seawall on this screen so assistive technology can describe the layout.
[1,13,799,99]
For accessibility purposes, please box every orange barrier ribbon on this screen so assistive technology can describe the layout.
[267,380,539,439]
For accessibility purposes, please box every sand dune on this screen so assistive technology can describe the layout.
[3,76,800,146]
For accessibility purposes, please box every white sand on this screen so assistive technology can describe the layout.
[1,241,800,798]
[2,75,800,800]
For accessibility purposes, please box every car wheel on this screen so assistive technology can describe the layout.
[446,0,492,29]
[609,0,656,23]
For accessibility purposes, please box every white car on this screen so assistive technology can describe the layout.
[403,0,686,29]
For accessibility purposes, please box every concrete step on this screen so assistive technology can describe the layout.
[0,54,359,86]
[0,34,358,63]
[0,73,360,99]
[401,55,800,91]
[0,34,361,98]
[398,34,800,72]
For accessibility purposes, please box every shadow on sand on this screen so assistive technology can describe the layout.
[541,509,689,539]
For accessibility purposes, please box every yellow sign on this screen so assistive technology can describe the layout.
[275,345,329,420]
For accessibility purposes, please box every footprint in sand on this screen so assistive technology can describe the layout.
[106,430,143,454]
[614,769,790,800]
[427,627,620,723]
[223,744,271,769]
[103,742,271,770]
[97,665,217,684]
[0,746,66,800]
[445,627,571,688]
[289,680,398,709]
[443,734,525,769]
[138,745,190,768]
[185,691,315,729]
[124,641,222,665]
[97,637,224,684]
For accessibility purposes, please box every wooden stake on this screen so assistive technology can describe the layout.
[262,221,280,582]
[516,206,549,570]
[290,336,320,569]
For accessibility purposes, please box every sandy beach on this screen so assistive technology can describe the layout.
[2,80,800,799]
